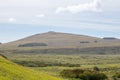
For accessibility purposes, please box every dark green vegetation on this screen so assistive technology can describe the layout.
[113,73,120,80]
[18,43,48,47]
[14,60,80,67]
[60,69,108,80]
[80,41,90,43]
[93,66,100,71]
[103,37,117,40]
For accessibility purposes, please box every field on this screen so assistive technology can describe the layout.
[3,53,120,80]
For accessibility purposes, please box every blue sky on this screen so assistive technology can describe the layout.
[0,0,120,43]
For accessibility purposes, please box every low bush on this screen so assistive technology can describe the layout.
[112,73,120,80]
[93,66,100,71]
[18,43,48,47]
[80,41,90,43]
[13,60,80,67]
[60,69,108,80]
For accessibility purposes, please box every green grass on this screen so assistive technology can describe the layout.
[0,56,62,80]
[4,54,120,79]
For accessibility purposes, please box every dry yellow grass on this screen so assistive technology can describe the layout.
[1,32,120,49]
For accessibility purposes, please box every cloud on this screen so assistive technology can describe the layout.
[56,0,102,14]
[8,18,16,22]
[35,14,45,18]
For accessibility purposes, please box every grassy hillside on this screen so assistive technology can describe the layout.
[0,55,61,80]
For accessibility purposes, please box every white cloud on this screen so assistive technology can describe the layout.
[8,18,16,22]
[35,14,45,18]
[56,0,102,14]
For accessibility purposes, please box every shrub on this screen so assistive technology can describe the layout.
[80,41,90,43]
[112,73,120,80]
[13,60,80,67]
[14,61,47,67]
[94,40,98,43]
[60,69,108,80]
[93,66,100,71]
[18,43,48,47]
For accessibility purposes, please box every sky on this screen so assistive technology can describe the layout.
[0,0,120,43]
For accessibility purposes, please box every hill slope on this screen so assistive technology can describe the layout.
[0,31,120,54]
[1,31,100,47]
[1,31,120,48]
[0,55,61,80]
